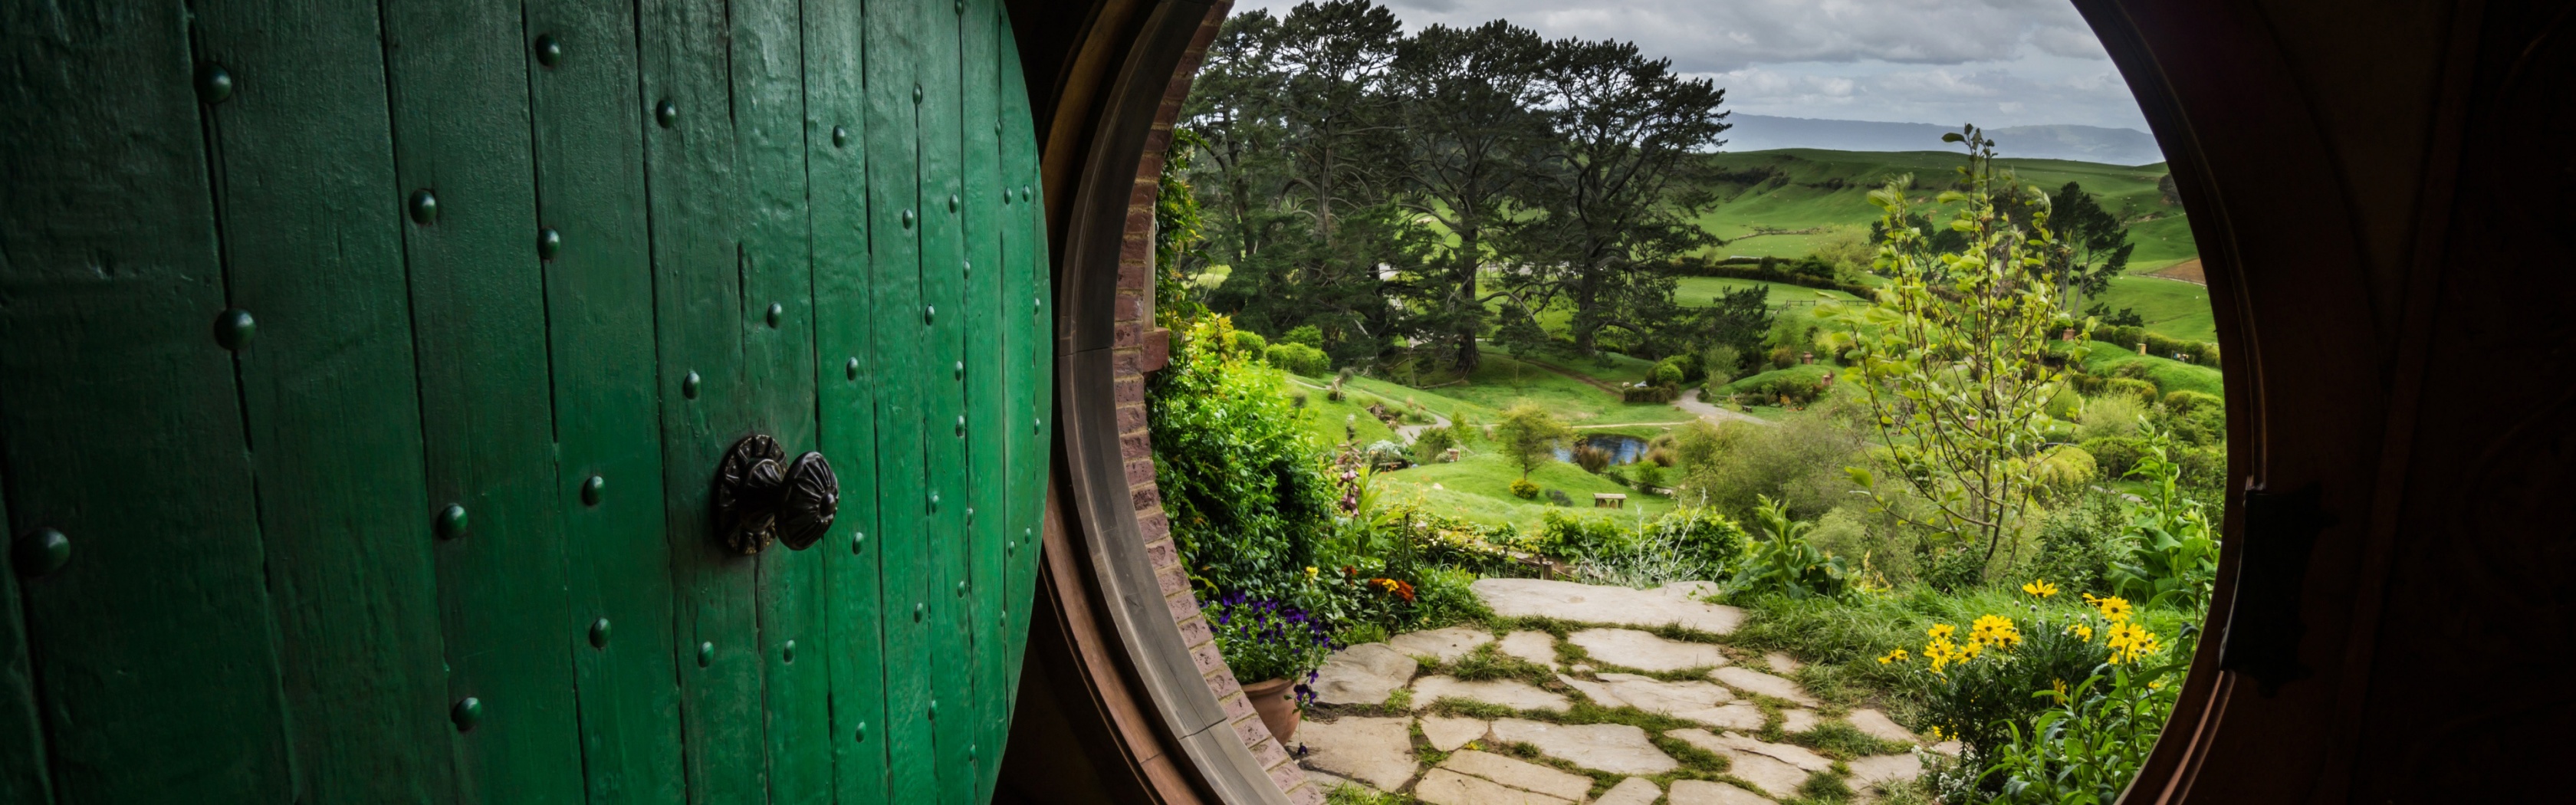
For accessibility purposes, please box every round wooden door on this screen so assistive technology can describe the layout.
[0,1,1050,803]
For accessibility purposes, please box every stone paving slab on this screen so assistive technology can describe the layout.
[1296,716,1418,790]
[1669,779,1778,805]
[1664,728,1808,800]
[1699,731,1834,772]
[1556,674,1628,708]
[1411,675,1569,712]
[1313,643,1418,706]
[1441,749,1595,801]
[1710,666,1821,707]
[1474,577,1746,634]
[1595,776,1664,805]
[1779,708,1821,734]
[1569,628,1730,672]
[1498,630,1559,668]
[1421,715,1490,752]
[1490,718,1680,776]
[1763,652,1802,674]
[1674,702,1766,731]
[1414,767,1575,805]
[1390,626,1497,664]
[1846,708,1915,744]
[1593,672,1733,714]
[1848,753,1924,789]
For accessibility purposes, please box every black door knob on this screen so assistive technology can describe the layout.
[713,435,839,554]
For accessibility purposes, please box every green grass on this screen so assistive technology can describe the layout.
[2090,274,2216,343]
[2077,340,2225,397]
[1691,149,2197,265]
[1674,276,1864,308]
[1279,376,1402,448]
[1714,364,1835,397]
[1370,449,1675,532]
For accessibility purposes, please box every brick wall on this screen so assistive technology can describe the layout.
[1107,2,1325,804]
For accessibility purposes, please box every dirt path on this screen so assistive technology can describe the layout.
[1675,388,1773,428]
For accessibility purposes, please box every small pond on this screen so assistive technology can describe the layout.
[1552,433,1650,465]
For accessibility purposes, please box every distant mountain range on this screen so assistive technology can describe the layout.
[1717,114,2167,166]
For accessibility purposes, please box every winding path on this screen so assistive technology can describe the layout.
[1674,388,1773,427]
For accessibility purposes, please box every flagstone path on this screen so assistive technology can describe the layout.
[1294,578,1950,803]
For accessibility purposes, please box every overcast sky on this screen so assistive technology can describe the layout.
[1230,0,2151,131]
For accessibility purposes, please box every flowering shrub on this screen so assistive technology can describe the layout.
[1884,580,2180,800]
[1206,594,1336,704]
[1149,317,1332,600]
[1509,478,1540,499]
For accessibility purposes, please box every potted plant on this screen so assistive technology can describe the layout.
[1206,593,1335,744]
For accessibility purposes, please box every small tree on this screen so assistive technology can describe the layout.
[1493,402,1572,478]
[1833,125,2085,572]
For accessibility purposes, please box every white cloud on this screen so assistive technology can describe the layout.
[1230,0,2152,130]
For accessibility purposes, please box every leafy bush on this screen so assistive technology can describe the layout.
[2078,435,2147,479]
[1205,594,1334,692]
[1150,318,1332,598]
[2105,426,2219,610]
[2159,390,2226,447]
[1281,324,1324,348]
[1263,342,1330,376]
[1546,489,1574,507]
[1535,511,1628,562]
[1360,439,1410,472]
[1895,590,2169,783]
[1571,442,1612,473]
[1674,409,1865,521]
[1978,656,2187,803]
[1622,383,1680,403]
[1233,330,1269,353]
[1510,478,1540,499]
[1651,360,1686,386]
[1411,426,1457,463]
[2073,395,2144,442]
[2101,377,2159,405]
[1729,495,1849,599]
[1495,402,1572,478]
[2016,493,2131,596]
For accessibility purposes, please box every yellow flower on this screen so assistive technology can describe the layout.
[2072,624,2095,642]
[1970,614,2022,649]
[1926,623,1957,640]
[2104,621,2161,664]
[2049,678,2071,704]
[1927,725,1946,741]
[1304,566,1319,579]
[2092,595,2134,623]
[2022,579,2058,598]
[1877,649,1910,665]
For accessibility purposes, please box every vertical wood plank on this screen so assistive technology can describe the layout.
[997,9,1053,718]
[193,1,457,799]
[862,0,938,796]
[955,2,1010,800]
[801,0,895,800]
[633,0,764,800]
[379,0,588,800]
[916,2,976,800]
[521,0,690,800]
[730,0,833,800]
[0,2,292,800]
[0,474,44,802]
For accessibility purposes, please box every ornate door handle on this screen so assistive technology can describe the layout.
[713,435,839,554]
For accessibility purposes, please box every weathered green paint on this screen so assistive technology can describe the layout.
[803,0,895,801]
[0,3,290,802]
[382,0,589,800]
[0,2,1050,803]
[524,0,691,800]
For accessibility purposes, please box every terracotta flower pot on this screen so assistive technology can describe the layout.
[1240,677,1302,744]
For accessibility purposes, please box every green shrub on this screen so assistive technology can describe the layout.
[1232,330,1269,353]
[2078,436,2147,479]
[1263,343,1329,376]
[1651,360,1685,386]
[2101,377,2160,404]
[2017,493,2132,596]
[1510,478,1540,499]
[1281,324,1324,348]
[1411,426,1457,463]
[1647,507,1750,571]
[2044,387,2082,422]
[2159,390,2226,447]
[1729,495,1849,599]
[1204,594,1333,688]
[1535,511,1629,562]
[2160,389,2221,415]
[2074,394,2144,442]
[1572,442,1612,473]
[1622,383,1680,403]
[1149,319,1332,599]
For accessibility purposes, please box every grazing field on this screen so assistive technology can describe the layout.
[1673,275,1865,307]
[2077,340,2225,396]
[1687,148,2200,267]
[1369,449,1676,531]
[2091,274,2219,343]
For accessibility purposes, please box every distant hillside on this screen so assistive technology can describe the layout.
[1678,148,2211,341]
[1720,114,2167,166]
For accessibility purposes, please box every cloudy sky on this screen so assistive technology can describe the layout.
[1231,0,2151,131]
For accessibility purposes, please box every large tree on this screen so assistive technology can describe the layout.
[1383,21,1550,372]
[2042,181,2135,309]
[1500,38,1732,356]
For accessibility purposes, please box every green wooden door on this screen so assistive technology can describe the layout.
[0,1,1051,803]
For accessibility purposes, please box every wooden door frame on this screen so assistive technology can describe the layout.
[1013,0,2566,802]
